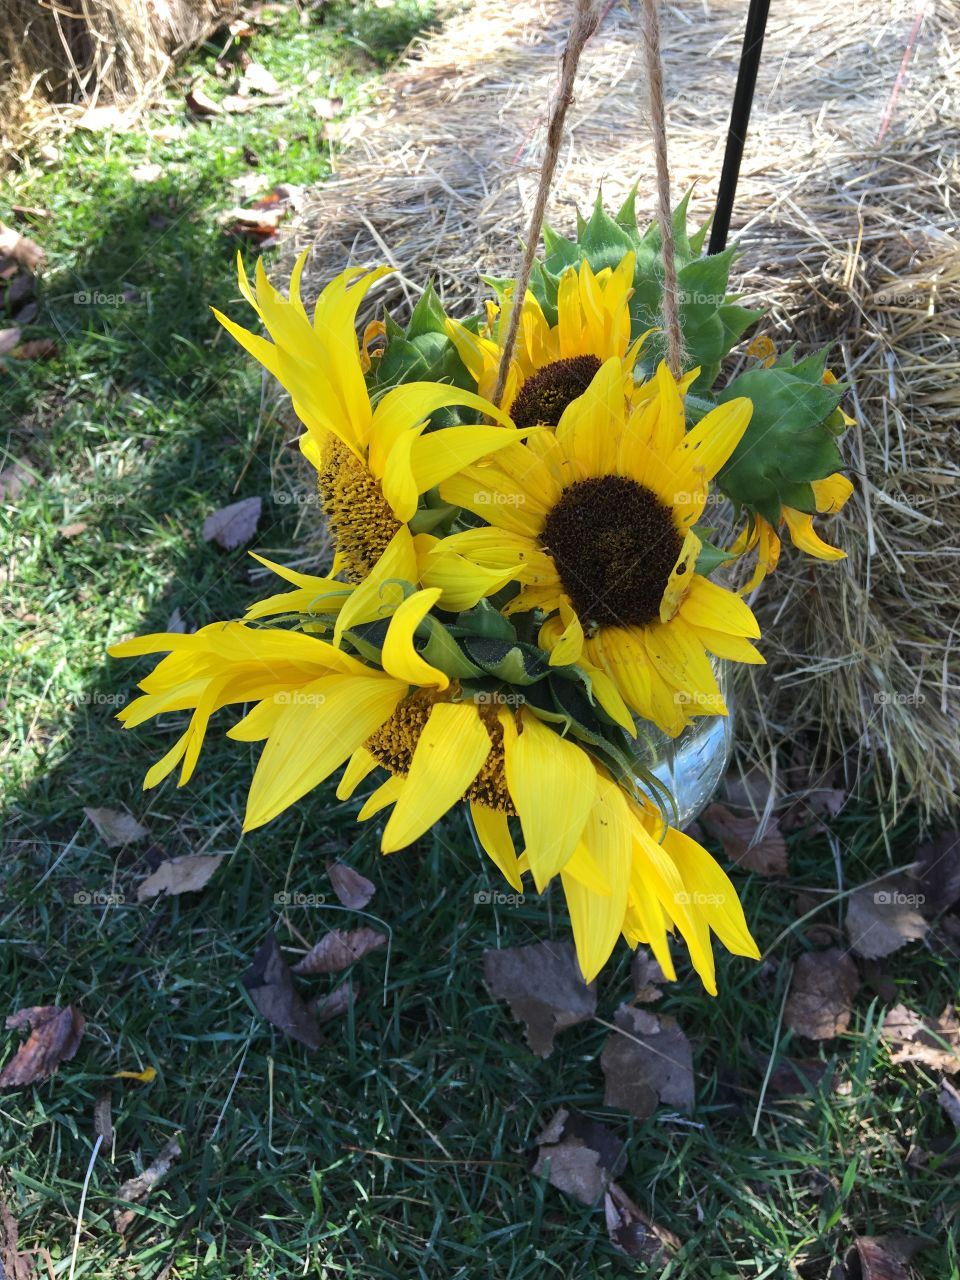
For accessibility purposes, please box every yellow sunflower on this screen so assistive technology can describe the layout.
[213,255,526,635]
[110,593,758,988]
[446,252,644,421]
[731,471,854,594]
[431,357,765,737]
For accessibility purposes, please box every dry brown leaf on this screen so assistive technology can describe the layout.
[326,860,376,910]
[0,327,21,355]
[84,806,149,847]
[218,205,286,230]
[94,1090,114,1147]
[0,1005,85,1089]
[600,1004,694,1118]
[291,927,386,976]
[202,496,261,549]
[76,105,131,132]
[311,96,343,119]
[11,339,57,361]
[113,1135,182,1233]
[842,1234,929,1280]
[59,522,87,539]
[0,460,35,502]
[938,1077,960,1129]
[0,222,45,272]
[312,979,358,1023]
[784,949,860,1040]
[241,60,281,95]
[765,1057,836,1098]
[700,803,788,877]
[186,79,223,116]
[845,878,927,959]
[909,828,960,917]
[136,854,224,902]
[881,1003,960,1071]
[483,940,596,1058]
[630,948,666,1003]
[0,1196,32,1280]
[242,931,323,1050]
[130,162,163,183]
[604,1180,680,1263]
[531,1108,624,1205]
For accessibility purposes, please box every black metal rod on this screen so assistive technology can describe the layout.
[708,0,772,255]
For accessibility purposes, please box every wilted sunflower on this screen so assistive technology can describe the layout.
[433,357,764,737]
[731,471,854,593]
[110,593,758,988]
[213,255,525,635]
[446,252,644,423]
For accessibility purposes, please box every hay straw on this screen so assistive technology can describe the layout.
[0,0,236,163]
[271,0,960,817]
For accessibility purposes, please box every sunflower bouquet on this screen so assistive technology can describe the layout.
[110,193,853,993]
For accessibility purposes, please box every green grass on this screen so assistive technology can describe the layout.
[2,3,959,1277]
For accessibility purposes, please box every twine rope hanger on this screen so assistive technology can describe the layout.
[492,0,685,408]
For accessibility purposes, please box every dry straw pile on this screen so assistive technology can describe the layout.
[279,0,959,818]
[1,0,235,160]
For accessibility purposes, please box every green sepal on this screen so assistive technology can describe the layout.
[418,623,485,681]
[462,636,550,685]
[408,502,458,536]
[693,531,735,577]
[455,600,517,643]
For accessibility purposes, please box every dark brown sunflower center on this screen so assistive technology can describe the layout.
[510,355,602,429]
[540,475,682,628]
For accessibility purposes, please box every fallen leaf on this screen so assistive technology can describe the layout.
[202,496,261,549]
[312,979,358,1023]
[701,803,788,877]
[326,860,376,910]
[218,204,286,230]
[291,927,386,976]
[842,1234,929,1280]
[600,1004,694,1118]
[136,854,224,902]
[483,940,596,1058]
[604,1180,680,1263]
[166,607,187,632]
[11,338,57,361]
[0,1195,32,1280]
[630,948,666,1002]
[881,1003,960,1071]
[531,1108,624,1205]
[311,95,343,119]
[59,521,87,538]
[241,60,281,95]
[76,105,130,132]
[0,222,45,272]
[94,1090,113,1147]
[765,1056,836,1098]
[130,162,162,183]
[909,828,960,917]
[783,787,848,832]
[938,1077,960,1129]
[0,1005,85,1088]
[0,327,21,355]
[228,17,256,37]
[242,931,323,1050]
[0,459,35,503]
[784,949,860,1040]
[229,173,266,198]
[84,806,149,847]
[845,878,927,958]
[113,1135,182,1233]
[186,79,223,116]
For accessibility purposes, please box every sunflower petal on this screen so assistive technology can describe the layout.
[381,588,449,690]
[471,801,523,893]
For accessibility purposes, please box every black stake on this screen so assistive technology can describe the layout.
[708,0,772,255]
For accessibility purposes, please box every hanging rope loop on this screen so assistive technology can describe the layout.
[641,0,684,379]
[492,0,602,410]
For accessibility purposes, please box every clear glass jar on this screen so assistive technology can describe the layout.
[630,664,733,828]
